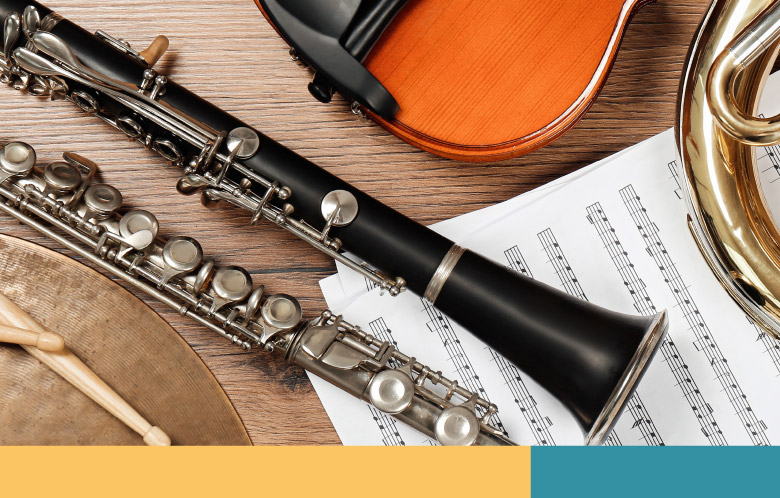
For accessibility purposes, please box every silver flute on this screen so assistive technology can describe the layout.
[0,140,515,446]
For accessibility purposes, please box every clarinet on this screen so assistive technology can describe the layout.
[0,2,669,444]
[0,140,514,446]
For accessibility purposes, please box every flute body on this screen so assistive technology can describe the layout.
[0,140,513,446]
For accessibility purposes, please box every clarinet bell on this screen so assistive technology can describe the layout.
[436,251,669,444]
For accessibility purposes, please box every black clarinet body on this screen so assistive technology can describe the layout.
[0,0,668,444]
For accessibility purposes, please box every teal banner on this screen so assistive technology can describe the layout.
[532,447,774,497]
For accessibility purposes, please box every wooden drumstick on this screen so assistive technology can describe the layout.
[0,292,171,446]
[0,323,65,352]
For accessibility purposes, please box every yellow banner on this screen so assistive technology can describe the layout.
[1,446,529,497]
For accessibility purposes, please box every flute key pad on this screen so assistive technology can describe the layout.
[211,266,252,302]
[0,142,36,183]
[367,369,414,414]
[434,405,480,446]
[163,237,203,273]
[83,184,122,220]
[42,161,80,196]
[119,210,159,240]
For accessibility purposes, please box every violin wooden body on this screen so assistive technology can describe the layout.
[255,0,654,162]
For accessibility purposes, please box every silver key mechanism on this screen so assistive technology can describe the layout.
[158,236,203,289]
[0,142,36,184]
[434,400,481,446]
[83,184,123,221]
[209,266,253,315]
[367,368,415,414]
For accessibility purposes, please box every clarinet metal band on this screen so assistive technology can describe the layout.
[0,140,514,446]
[424,244,465,304]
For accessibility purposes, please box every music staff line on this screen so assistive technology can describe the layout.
[586,202,725,445]
[620,185,770,445]
[537,228,663,446]
[500,247,562,446]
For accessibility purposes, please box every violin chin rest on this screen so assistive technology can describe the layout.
[256,0,402,119]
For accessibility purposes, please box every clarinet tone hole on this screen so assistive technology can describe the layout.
[151,138,182,163]
[70,90,99,113]
[117,115,144,139]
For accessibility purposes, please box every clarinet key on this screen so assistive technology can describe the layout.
[2,13,21,62]
[22,6,40,38]
[0,142,36,183]
[226,127,260,159]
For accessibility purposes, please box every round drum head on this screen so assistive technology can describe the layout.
[0,235,251,445]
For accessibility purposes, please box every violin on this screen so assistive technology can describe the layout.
[254,0,654,162]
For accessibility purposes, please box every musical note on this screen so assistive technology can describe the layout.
[538,229,587,300]
[668,161,684,200]
[746,316,780,377]
[621,185,770,445]
[504,246,533,277]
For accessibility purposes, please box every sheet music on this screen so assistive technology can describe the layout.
[312,74,780,446]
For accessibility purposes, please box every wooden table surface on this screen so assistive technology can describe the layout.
[0,0,709,444]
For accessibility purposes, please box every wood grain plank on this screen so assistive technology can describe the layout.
[0,0,708,444]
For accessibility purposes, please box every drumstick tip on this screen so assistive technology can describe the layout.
[143,426,171,446]
[36,331,65,352]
